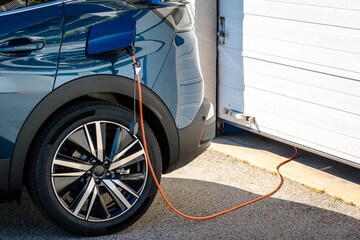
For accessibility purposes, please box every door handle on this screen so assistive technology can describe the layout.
[0,41,45,54]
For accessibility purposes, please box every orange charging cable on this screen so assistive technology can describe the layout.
[131,55,298,220]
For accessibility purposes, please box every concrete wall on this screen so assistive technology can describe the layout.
[189,0,218,111]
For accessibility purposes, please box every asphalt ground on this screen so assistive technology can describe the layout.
[1,149,359,239]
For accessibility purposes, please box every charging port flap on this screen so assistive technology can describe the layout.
[86,15,136,56]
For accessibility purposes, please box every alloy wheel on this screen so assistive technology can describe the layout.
[50,120,148,222]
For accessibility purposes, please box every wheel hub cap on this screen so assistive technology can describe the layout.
[93,165,105,176]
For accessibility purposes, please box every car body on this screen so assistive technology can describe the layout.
[0,0,215,234]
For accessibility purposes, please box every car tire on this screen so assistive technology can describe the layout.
[27,100,161,235]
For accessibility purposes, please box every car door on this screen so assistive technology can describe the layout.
[0,0,63,186]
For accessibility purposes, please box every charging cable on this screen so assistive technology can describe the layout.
[131,54,298,220]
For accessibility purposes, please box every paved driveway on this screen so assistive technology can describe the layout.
[1,149,359,239]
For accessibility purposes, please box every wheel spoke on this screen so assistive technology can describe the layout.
[117,173,146,181]
[103,179,131,210]
[73,178,96,215]
[84,124,96,157]
[95,122,106,162]
[85,185,98,220]
[53,158,92,171]
[113,179,139,198]
[109,149,145,171]
[111,139,139,162]
[52,172,86,177]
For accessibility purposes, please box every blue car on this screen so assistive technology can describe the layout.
[0,0,215,235]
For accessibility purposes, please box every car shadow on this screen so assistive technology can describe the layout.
[214,132,360,185]
[0,177,359,239]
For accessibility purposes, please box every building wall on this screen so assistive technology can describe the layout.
[190,0,218,112]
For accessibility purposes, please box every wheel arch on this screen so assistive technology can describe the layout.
[10,74,179,191]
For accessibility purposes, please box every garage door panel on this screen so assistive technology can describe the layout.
[243,107,360,159]
[244,88,360,139]
[218,0,360,166]
[243,35,360,75]
[258,127,360,165]
[256,124,360,165]
[243,15,360,55]
[245,0,360,30]
[219,105,360,163]
[220,52,360,96]
[263,0,360,11]
[219,103,360,162]
[218,105,360,164]
[243,58,360,96]
[219,85,360,139]
[243,71,360,115]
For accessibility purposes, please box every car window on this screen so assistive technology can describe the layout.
[0,0,56,12]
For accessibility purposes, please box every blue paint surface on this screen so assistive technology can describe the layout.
[153,31,204,129]
[0,0,204,159]
[0,1,63,158]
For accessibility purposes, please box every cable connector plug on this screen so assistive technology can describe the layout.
[132,60,141,75]
[126,46,136,56]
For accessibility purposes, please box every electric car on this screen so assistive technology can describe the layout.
[0,0,215,235]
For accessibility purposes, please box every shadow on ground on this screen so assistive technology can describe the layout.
[215,132,360,185]
[0,177,359,239]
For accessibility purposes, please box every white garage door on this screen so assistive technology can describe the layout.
[217,0,360,166]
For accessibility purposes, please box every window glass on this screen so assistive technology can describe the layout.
[0,0,55,12]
